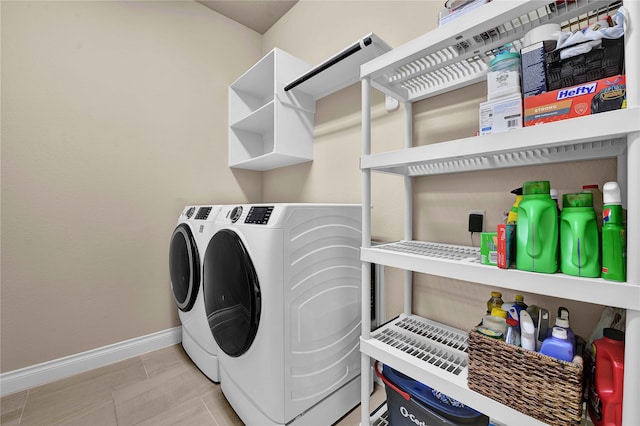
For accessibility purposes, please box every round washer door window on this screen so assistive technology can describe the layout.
[203,229,261,357]
[169,224,200,312]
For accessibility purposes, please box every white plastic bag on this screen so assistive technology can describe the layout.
[556,6,626,59]
[588,306,626,347]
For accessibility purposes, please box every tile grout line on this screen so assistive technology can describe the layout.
[200,395,219,426]
[18,388,29,424]
[141,355,150,380]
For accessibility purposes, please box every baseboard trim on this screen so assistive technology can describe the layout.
[0,327,182,397]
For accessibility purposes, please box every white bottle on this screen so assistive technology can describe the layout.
[519,310,536,351]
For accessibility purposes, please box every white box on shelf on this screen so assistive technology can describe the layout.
[479,94,523,135]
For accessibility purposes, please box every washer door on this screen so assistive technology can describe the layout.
[203,229,261,357]
[169,223,200,312]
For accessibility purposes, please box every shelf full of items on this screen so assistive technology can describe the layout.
[359,0,639,425]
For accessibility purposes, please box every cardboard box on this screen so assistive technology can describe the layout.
[479,94,523,135]
[524,74,626,126]
[497,224,516,269]
[480,232,498,266]
[521,40,557,98]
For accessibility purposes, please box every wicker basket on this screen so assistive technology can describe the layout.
[467,328,584,425]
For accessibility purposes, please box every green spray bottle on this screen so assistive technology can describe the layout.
[601,182,626,281]
[516,180,558,273]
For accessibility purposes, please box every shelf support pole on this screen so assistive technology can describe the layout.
[360,76,372,426]
[404,101,413,316]
[622,1,639,423]
[623,130,639,425]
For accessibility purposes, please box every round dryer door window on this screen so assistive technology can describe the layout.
[203,229,261,357]
[169,224,200,312]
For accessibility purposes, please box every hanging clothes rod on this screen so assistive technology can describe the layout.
[284,36,373,92]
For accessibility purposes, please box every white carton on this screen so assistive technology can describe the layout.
[479,94,523,135]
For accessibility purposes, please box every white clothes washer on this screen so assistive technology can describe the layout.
[169,205,222,382]
[203,204,362,425]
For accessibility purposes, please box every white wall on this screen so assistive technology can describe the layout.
[1,0,262,373]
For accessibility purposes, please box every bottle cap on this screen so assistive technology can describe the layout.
[491,308,508,319]
[491,291,502,297]
[583,184,599,190]
[489,51,520,67]
[603,181,622,205]
[563,192,593,208]
[511,187,523,196]
[558,307,569,320]
[523,180,550,196]
[555,317,570,328]
[603,328,625,341]
[515,294,524,302]
[550,189,559,200]
[506,317,519,326]
[552,326,568,340]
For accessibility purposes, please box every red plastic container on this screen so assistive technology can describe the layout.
[588,328,625,426]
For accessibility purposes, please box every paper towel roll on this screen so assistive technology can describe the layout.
[523,23,561,47]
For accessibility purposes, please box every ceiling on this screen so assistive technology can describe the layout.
[197,1,298,34]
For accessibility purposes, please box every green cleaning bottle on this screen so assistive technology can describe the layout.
[516,180,558,273]
[560,192,600,277]
[601,182,626,281]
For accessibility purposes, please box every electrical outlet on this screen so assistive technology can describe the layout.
[468,210,485,233]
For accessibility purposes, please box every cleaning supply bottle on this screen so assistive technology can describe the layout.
[516,180,558,273]
[560,192,600,277]
[588,328,625,426]
[486,291,504,314]
[519,310,536,351]
[540,327,574,362]
[506,187,523,224]
[601,182,626,282]
[551,188,562,271]
[551,307,575,350]
[504,317,520,346]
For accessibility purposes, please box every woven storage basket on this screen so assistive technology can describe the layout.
[467,328,584,425]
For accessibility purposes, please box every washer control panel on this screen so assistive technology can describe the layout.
[245,206,274,225]
[230,206,243,223]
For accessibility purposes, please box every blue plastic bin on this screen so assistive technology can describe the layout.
[378,364,489,426]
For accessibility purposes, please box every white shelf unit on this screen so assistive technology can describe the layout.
[359,1,639,425]
[229,48,315,170]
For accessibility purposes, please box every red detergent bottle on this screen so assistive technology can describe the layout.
[588,328,625,426]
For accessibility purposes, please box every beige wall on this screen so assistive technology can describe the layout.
[263,1,614,338]
[1,0,614,374]
[1,1,262,373]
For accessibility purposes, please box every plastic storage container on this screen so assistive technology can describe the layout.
[516,181,559,273]
[588,328,625,426]
[379,364,489,426]
[487,50,521,100]
[540,327,574,362]
[560,192,600,277]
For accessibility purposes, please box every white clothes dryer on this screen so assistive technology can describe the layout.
[169,205,222,382]
[203,204,362,425]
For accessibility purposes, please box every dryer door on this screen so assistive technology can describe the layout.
[169,224,200,312]
[203,229,261,357]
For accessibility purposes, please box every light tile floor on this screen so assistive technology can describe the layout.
[1,344,385,425]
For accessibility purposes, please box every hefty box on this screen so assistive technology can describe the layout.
[524,74,626,127]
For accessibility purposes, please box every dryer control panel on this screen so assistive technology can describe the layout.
[245,206,274,225]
